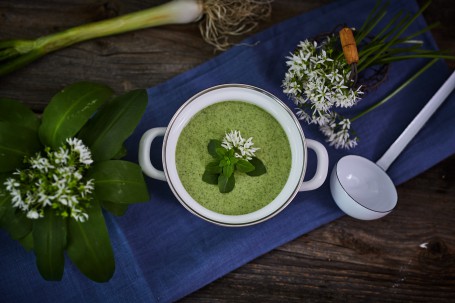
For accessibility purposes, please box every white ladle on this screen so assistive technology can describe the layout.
[331,71,455,220]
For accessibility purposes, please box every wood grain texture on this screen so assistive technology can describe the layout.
[0,0,454,302]
[180,157,455,302]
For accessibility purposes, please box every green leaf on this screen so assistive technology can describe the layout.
[236,159,255,173]
[0,174,10,220]
[218,174,235,193]
[215,147,227,157]
[0,121,42,172]
[230,157,239,165]
[208,140,222,158]
[112,144,127,160]
[202,171,218,185]
[222,163,234,178]
[0,98,40,130]
[39,82,113,148]
[18,230,34,251]
[205,161,222,174]
[67,199,115,282]
[87,160,149,204]
[227,148,235,157]
[101,200,129,216]
[33,209,67,281]
[246,157,267,176]
[0,197,9,221]
[219,158,228,167]
[0,201,32,240]
[77,89,147,162]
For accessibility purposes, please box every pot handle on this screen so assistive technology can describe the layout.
[299,139,329,191]
[138,127,167,181]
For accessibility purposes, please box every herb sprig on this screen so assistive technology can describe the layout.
[0,82,149,282]
[202,131,266,193]
[282,0,454,149]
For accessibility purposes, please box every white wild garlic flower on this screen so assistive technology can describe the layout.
[319,112,359,149]
[3,138,94,222]
[221,130,259,160]
[282,37,364,149]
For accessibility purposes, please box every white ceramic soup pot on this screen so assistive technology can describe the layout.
[139,84,329,227]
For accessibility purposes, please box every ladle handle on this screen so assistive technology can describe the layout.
[376,71,455,171]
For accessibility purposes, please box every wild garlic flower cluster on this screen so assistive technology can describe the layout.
[221,130,259,160]
[319,112,358,149]
[4,138,94,222]
[282,37,363,149]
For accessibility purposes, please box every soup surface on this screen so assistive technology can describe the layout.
[176,101,292,215]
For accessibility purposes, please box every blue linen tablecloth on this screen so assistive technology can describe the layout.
[1,0,454,302]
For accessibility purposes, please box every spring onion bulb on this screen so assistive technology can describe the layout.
[0,0,272,77]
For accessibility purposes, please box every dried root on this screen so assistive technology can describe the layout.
[199,0,273,51]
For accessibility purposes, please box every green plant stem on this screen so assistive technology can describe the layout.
[357,1,431,73]
[375,53,454,63]
[351,58,438,122]
[0,0,201,76]
[356,1,387,44]
[357,23,439,62]
[36,1,201,53]
[337,1,441,75]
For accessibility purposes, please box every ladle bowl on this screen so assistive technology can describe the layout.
[330,155,397,220]
[330,71,455,220]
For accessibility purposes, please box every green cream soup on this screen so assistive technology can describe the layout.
[176,101,292,215]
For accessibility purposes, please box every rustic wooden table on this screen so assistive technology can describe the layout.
[1,1,454,302]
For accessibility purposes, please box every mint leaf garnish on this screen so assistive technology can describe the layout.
[246,157,266,176]
[205,161,222,174]
[222,163,234,178]
[208,139,222,158]
[236,159,255,173]
[202,130,266,193]
[218,174,235,193]
[202,171,218,185]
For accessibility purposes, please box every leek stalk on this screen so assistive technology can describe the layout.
[0,0,272,77]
